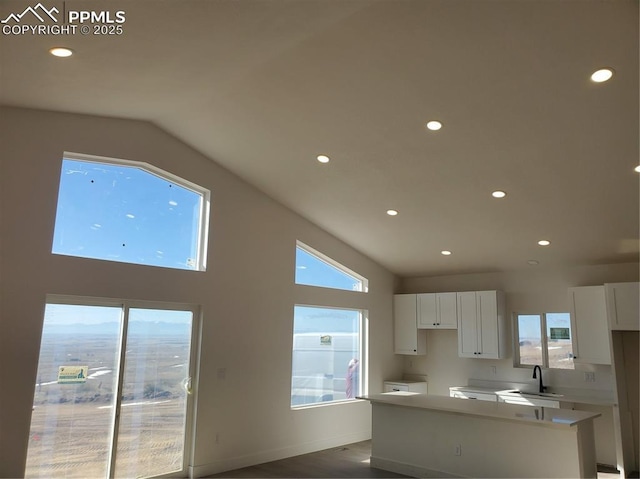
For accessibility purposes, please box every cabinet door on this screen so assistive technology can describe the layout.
[417,293,438,329]
[569,286,611,364]
[605,282,639,331]
[457,292,478,357]
[393,294,426,355]
[477,291,499,358]
[437,292,458,329]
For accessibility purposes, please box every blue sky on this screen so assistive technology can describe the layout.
[52,159,201,270]
[44,303,193,326]
[518,313,571,340]
[295,247,361,291]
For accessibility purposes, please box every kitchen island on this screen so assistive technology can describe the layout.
[359,392,601,478]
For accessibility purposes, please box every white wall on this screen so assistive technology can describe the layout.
[0,107,402,478]
[398,264,639,396]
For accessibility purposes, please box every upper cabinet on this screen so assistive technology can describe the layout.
[605,282,639,331]
[569,286,611,365]
[457,291,506,359]
[393,294,426,355]
[418,292,458,329]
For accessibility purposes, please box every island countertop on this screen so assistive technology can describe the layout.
[358,392,601,428]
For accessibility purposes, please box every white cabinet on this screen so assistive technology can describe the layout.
[569,286,611,365]
[418,292,458,329]
[384,380,428,394]
[457,290,506,359]
[605,282,639,331]
[393,294,426,355]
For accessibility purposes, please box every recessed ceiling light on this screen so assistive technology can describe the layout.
[635,165,640,173]
[441,250,452,256]
[386,209,398,216]
[49,47,73,57]
[590,68,614,83]
[537,240,550,246]
[527,260,539,265]
[426,121,442,131]
[491,190,507,198]
[316,155,330,163]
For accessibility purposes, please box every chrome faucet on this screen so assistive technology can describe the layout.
[532,365,545,393]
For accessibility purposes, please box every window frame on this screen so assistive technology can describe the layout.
[26,293,202,478]
[291,240,369,409]
[55,151,211,271]
[513,311,574,369]
[290,304,367,408]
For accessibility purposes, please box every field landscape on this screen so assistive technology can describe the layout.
[25,329,191,479]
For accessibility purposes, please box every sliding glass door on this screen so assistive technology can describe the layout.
[25,297,199,479]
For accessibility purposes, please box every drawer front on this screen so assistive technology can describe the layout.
[450,391,497,402]
[384,383,410,392]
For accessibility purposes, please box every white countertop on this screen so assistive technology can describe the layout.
[450,383,616,406]
[359,393,601,428]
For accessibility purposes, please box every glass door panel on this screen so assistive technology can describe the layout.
[25,300,197,479]
[113,308,193,478]
[25,303,122,478]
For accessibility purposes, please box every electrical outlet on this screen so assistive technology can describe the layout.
[491,366,497,375]
[455,444,462,456]
[584,372,595,382]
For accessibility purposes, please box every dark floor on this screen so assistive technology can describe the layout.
[206,440,637,479]
[207,440,407,478]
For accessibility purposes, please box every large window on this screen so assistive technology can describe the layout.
[291,306,362,407]
[52,153,210,271]
[291,242,368,408]
[514,312,574,369]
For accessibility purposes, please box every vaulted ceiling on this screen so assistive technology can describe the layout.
[1,0,638,276]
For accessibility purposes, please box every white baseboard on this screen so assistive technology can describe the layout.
[370,456,465,479]
[190,430,371,478]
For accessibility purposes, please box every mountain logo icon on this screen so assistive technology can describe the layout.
[1,3,59,23]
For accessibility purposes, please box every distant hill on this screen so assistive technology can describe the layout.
[43,321,191,336]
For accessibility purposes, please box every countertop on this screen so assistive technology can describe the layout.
[358,393,601,428]
[450,382,616,406]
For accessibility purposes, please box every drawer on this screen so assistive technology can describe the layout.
[450,391,497,402]
[384,381,427,394]
[384,383,409,392]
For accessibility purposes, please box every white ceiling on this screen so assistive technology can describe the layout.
[1,0,638,277]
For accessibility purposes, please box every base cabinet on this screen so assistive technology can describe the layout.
[384,380,428,394]
[449,390,497,402]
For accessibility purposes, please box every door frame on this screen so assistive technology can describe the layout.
[43,294,202,479]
